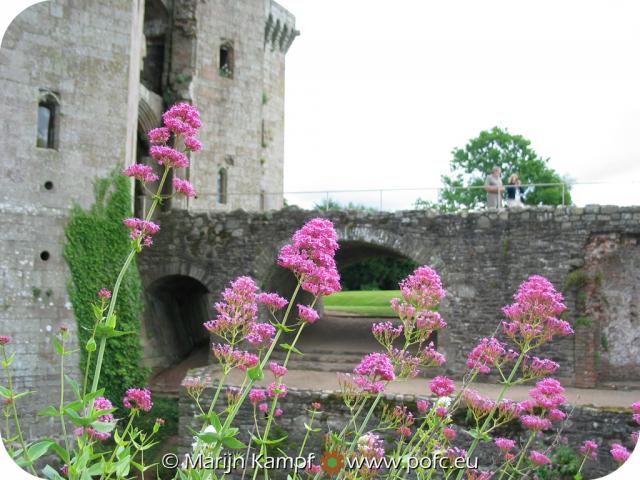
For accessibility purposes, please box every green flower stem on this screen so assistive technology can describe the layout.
[90,166,170,394]
[59,335,71,455]
[254,321,308,480]
[101,411,137,480]
[454,350,527,480]
[1,346,37,476]
[505,430,536,480]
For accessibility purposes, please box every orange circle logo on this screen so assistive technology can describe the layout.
[320,451,345,475]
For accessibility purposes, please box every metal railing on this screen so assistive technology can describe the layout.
[222,181,639,212]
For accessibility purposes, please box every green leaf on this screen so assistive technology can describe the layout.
[463,428,491,442]
[85,338,96,353]
[65,375,81,400]
[27,440,54,462]
[38,406,61,417]
[53,337,64,355]
[115,455,131,478]
[91,304,103,321]
[304,422,320,433]
[221,436,247,449]
[279,343,303,356]
[209,411,222,431]
[90,421,116,433]
[42,464,65,480]
[0,385,11,398]
[247,365,264,381]
[195,432,219,444]
[2,352,15,367]
[106,314,117,329]
[13,390,35,401]
[275,322,295,333]
[84,461,104,477]
[251,434,288,446]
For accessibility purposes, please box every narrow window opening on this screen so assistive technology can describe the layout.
[217,168,228,204]
[37,92,59,149]
[260,191,266,211]
[219,42,234,78]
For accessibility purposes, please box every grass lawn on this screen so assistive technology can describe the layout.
[324,290,399,317]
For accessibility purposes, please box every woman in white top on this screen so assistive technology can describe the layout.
[506,174,525,208]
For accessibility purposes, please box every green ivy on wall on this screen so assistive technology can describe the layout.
[64,169,148,402]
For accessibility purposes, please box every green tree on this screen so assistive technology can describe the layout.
[417,127,571,211]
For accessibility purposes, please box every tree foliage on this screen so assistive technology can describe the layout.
[417,127,571,211]
[64,169,148,402]
[340,256,418,291]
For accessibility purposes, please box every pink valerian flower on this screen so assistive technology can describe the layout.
[183,375,211,396]
[122,164,159,183]
[443,427,456,441]
[267,382,287,398]
[548,408,566,422]
[398,426,412,437]
[357,433,385,460]
[203,277,259,341]
[60,464,69,477]
[421,343,446,367]
[494,437,516,451]
[244,322,276,347]
[259,403,269,413]
[148,127,170,145]
[211,344,258,371]
[632,402,640,425]
[529,378,566,409]
[463,389,495,417]
[610,444,630,463]
[123,217,160,246]
[522,356,560,378]
[466,337,506,374]
[497,399,522,423]
[446,447,468,463]
[310,402,321,410]
[123,388,153,412]
[416,400,429,412]
[529,451,551,465]
[98,288,112,299]
[518,399,536,413]
[579,440,598,460]
[390,298,417,320]
[277,218,341,297]
[502,275,571,346]
[257,293,288,311]
[150,145,189,169]
[76,396,115,441]
[297,304,319,324]
[466,471,494,480]
[389,347,420,379]
[226,387,241,405]
[306,464,322,474]
[0,336,10,345]
[631,431,639,445]
[353,375,386,394]
[269,361,288,378]
[520,414,552,431]
[385,405,415,429]
[249,388,266,404]
[415,310,447,333]
[399,265,446,310]
[172,177,196,197]
[274,407,283,417]
[435,407,448,417]
[184,136,203,152]
[354,353,396,382]
[372,321,403,346]
[429,376,455,397]
[162,102,202,137]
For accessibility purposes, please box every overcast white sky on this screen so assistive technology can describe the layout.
[277,0,640,209]
[2,1,639,209]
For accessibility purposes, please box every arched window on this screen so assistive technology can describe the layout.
[219,41,234,78]
[217,168,228,204]
[37,91,59,149]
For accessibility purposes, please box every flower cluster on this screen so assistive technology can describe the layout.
[249,388,267,404]
[399,266,446,310]
[297,304,319,324]
[123,388,153,412]
[352,352,396,392]
[203,276,259,343]
[357,433,385,460]
[521,355,560,379]
[162,102,202,137]
[172,177,196,197]
[122,164,159,183]
[277,218,341,297]
[123,218,160,247]
[502,275,572,347]
[212,344,258,371]
[372,322,403,348]
[257,293,288,312]
[183,375,211,398]
[429,376,455,397]
[74,396,115,441]
[579,439,598,460]
[466,337,506,374]
[269,361,288,378]
[245,322,276,348]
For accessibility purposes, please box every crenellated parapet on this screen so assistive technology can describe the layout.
[265,0,299,53]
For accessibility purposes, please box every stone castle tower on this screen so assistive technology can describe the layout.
[0,0,296,439]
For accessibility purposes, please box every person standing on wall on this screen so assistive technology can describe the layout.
[506,173,525,208]
[485,166,504,209]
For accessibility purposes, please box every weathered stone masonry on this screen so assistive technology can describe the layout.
[139,205,640,386]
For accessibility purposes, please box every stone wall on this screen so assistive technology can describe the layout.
[0,0,142,440]
[178,379,636,479]
[139,205,640,385]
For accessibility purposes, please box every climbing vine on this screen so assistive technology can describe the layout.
[63,168,148,401]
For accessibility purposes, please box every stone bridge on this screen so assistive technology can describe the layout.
[138,205,640,387]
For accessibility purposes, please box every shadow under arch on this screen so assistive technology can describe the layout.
[142,274,210,373]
